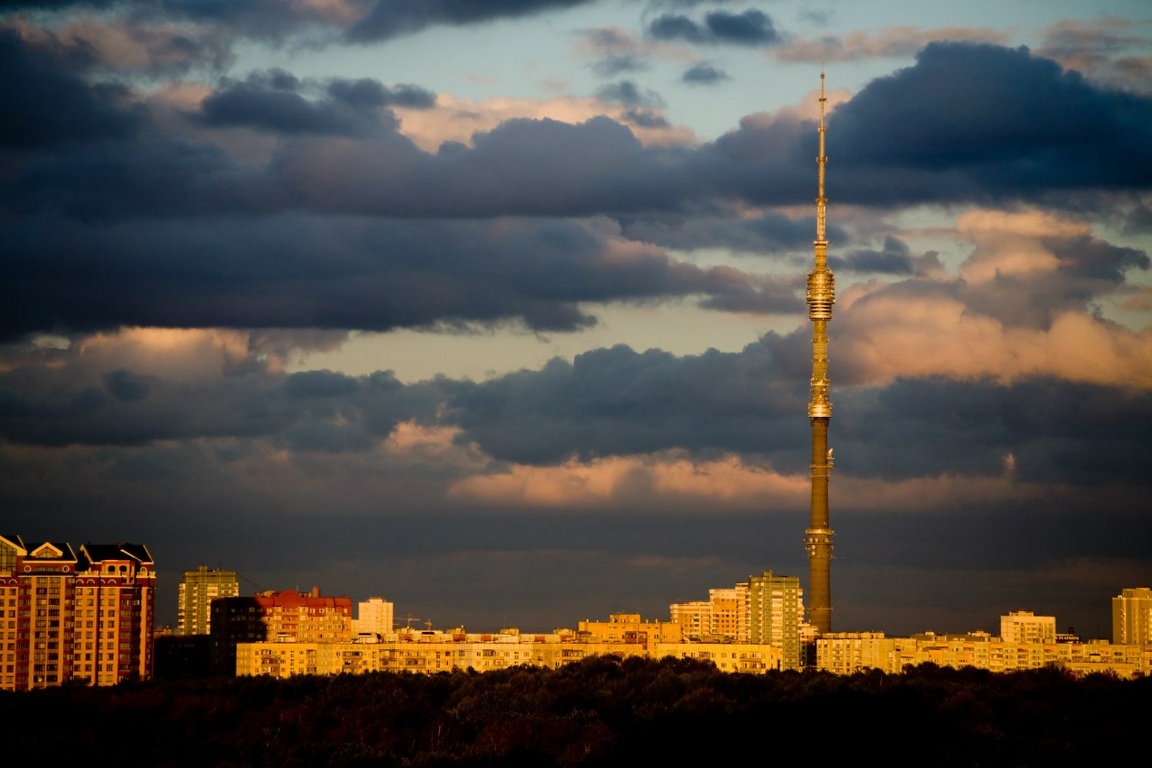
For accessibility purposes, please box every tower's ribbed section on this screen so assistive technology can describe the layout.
[805,74,834,635]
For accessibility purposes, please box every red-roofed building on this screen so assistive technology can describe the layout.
[210,587,352,675]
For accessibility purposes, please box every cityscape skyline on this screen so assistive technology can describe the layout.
[1,0,1150,639]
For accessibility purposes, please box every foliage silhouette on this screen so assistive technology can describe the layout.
[0,657,1146,766]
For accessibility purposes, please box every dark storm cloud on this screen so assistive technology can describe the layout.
[2,38,1150,341]
[829,42,1152,203]
[0,28,142,148]
[681,62,728,84]
[648,10,782,46]
[348,0,596,42]
[6,330,1146,493]
[327,79,436,109]
[6,39,1149,222]
[0,214,791,339]
[0,350,440,448]
[439,339,1152,488]
[198,71,402,136]
[618,210,821,253]
[834,376,1152,486]
[830,235,917,275]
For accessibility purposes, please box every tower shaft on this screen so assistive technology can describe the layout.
[804,74,835,635]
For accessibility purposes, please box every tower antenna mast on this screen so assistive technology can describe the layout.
[805,73,835,635]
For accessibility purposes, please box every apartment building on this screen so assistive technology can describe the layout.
[177,565,239,635]
[1000,610,1056,644]
[236,624,781,678]
[1112,587,1152,645]
[0,534,155,690]
[209,587,352,674]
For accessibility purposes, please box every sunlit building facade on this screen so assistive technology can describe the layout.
[669,600,710,639]
[816,631,1151,678]
[1112,587,1152,645]
[0,535,156,690]
[353,596,395,639]
[209,587,352,675]
[1000,610,1056,644]
[236,624,781,678]
[671,571,806,669]
[748,571,805,670]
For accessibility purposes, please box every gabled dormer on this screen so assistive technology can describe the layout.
[31,542,64,559]
[20,541,78,573]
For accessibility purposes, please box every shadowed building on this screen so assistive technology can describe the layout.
[177,565,239,636]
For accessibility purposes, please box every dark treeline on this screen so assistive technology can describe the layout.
[1,656,1146,766]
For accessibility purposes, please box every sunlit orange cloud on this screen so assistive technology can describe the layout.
[449,450,1133,516]
[955,209,1086,284]
[840,292,1152,388]
[393,95,697,153]
[777,26,1006,63]
[381,421,490,473]
[449,452,806,510]
[836,209,1152,388]
[64,327,346,380]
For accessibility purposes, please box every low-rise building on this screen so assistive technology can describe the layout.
[236,624,782,678]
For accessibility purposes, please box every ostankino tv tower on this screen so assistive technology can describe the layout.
[804,74,835,635]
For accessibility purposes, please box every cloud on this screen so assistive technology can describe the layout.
[0,210,804,338]
[648,9,783,46]
[391,93,696,153]
[776,25,1006,63]
[5,15,236,76]
[6,40,1148,228]
[1037,18,1152,95]
[0,27,143,148]
[681,62,728,84]
[828,42,1152,203]
[831,235,918,275]
[197,70,399,136]
[595,79,663,108]
[449,451,807,510]
[348,0,596,42]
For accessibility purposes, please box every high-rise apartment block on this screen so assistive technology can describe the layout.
[748,571,804,669]
[353,597,395,639]
[1112,587,1152,645]
[0,534,155,690]
[670,570,807,669]
[178,565,239,635]
[1000,611,1056,644]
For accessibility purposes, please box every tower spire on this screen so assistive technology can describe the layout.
[805,72,835,635]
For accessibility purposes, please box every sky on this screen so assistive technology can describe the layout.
[1,0,1150,639]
